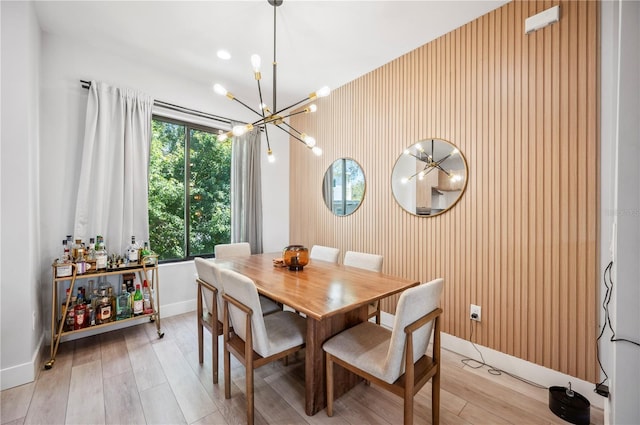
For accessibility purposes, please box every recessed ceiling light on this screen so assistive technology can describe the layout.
[217,50,231,60]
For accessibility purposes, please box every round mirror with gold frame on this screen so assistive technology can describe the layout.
[391,138,468,216]
[322,158,365,216]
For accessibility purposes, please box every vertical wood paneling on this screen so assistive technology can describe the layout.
[289,0,598,382]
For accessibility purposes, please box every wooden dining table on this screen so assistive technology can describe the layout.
[212,252,419,416]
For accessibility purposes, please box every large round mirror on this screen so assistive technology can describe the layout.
[391,138,468,216]
[322,158,365,216]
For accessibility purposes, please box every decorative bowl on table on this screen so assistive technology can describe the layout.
[282,245,309,271]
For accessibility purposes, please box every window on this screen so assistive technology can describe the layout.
[149,116,232,261]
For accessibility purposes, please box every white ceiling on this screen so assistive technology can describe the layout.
[34,0,508,115]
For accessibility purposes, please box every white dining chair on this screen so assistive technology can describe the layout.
[343,250,384,323]
[323,278,444,425]
[194,257,224,384]
[214,242,251,258]
[221,268,307,425]
[310,245,340,263]
[214,243,280,315]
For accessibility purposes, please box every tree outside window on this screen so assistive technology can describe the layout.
[148,117,231,261]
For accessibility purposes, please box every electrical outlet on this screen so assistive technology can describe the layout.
[470,304,481,322]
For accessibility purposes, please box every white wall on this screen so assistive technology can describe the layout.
[608,2,640,423]
[600,1,640,423]
[0,0,42,390]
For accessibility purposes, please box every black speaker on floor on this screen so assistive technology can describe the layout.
[549,385,590,425]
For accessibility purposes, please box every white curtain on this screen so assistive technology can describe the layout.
[74,81,154,255]
[231,122,263,254]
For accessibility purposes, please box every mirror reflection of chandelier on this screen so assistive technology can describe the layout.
[401,139,464,184]
[213,0,330,162]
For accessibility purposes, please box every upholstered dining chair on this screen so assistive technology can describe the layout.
[194,257,224,384]
[220,268,307,425]
[214,242,280,315]
[214,242,251,258]
[343,250,384,324]
[310,245,340,263]
[323,278,444,425]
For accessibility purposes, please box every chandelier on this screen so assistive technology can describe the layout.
[401,139,464,184]
[213,0,330,162]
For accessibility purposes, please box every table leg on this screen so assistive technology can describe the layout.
[304,306,367,416]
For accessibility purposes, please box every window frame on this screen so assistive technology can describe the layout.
[150,114,231,263]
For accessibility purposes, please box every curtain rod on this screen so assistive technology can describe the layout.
[80,80,234,127]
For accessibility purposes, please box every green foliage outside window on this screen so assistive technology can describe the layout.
[148,118,231,261]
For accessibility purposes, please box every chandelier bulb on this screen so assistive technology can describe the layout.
[232,125,245,136]
[311,146,322,156]
[309,86,331,100]
[232,124,253,137]
[251,54,261,72]
[267,149,276,163]
[401,177,409,184]
[213,84,227,96]
[302,134,316,148]
[309,104,317,113]
[316,86,331,98]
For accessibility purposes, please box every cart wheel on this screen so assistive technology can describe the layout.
[44,359,54,370]
[158,331,165,339]
[149,317,155,323]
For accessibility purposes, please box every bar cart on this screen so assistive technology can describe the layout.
[45,256,163,369]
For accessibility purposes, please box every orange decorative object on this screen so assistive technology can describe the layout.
[282,245,309,271]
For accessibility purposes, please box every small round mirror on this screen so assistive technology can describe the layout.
[322,158,365,216]
[391,138,468,216]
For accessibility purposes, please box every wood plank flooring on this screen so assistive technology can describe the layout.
[1,312,603,425]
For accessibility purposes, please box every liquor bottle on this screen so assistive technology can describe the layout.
[61,288,71,331]
[65,294,77,332]
[127,236,139,264]
[141,241,155,264]
[62,240,70,262]
[96,287,112,324]
[74,302,86,330]
[133,284,143,316]
[88,286,98,326]
[142,280,153,314]
[124,273,135,294]
[86,280,95,302]
[76,245,87,275]
[56,240,73,277]
[72,239,84,262]
[95,236,107,271]
[76,286,85,305]
[86,238,95,260]
[116,283,132,320]
[108,287,116,321]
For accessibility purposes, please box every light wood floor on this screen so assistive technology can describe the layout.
[1,312,603,425]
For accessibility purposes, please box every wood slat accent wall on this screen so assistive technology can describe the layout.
[289,0,598,382]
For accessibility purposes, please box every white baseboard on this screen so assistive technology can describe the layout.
[380,311,604,410]
[159,298,196,318]
[1,333,44,391]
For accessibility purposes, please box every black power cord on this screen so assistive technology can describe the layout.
[595,260,640,396]
[461,320,547,390]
